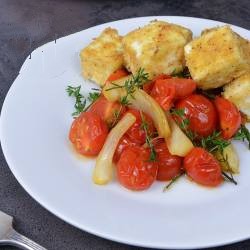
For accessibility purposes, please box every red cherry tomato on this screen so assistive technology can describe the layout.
[89,95,126,127]
[184,147,222,187]
[117,146,158,191]
[214,96,241,139]
[69,112,108,156]
[125,109,156,144]
[154,141,182,181]
[143,74,171,94]
[150,79,176,111]
[175,94,217,137]
[162,78,196,99]
[113,135,139,163]
[106,68,129,83]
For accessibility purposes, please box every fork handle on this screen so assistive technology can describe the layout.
[2,228,47,250]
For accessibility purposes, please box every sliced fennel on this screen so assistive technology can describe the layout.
[93,112,136,185]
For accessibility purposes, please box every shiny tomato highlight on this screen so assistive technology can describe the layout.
[214,96,241,139]
[113,135,139,163]
[124,109,156,144]
[162,78,197,99]
[175,94,217,137]
[184,147,222,187]
[154,141,182,181]
[150,79,176,111]
[117,146,158,191]
[69,112,108,156]
[89,95,125,127]
[143,74,171,94]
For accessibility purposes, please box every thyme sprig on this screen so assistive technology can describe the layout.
[201,131,230,153]
[163,172,184,192]
[234,124,250,149]
[170,108,190,129]
[88,92,100,103]
[140,112,157,162]
[222,171,237,185]
[66,85,100,117]
[105,68,149,106]
[170,108,196,141]
[110,106,123,128]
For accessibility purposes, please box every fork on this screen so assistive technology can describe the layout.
[0,210,46,250]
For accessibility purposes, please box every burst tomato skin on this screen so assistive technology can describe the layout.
[69,112,108,156]
[113,135,139,163]
[105,68,129,82]
[154,141,182,181]
[125,109,155,144]
[175,94,217,137]
[117,146,158,191]
[89,95,125,127]
[184,147,222,187]
[143,74,171,94]
[214,96,241,139]
[163,78,197,99]
[150,79,176,111]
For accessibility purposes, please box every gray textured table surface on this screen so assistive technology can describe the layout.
[0,0,250,249]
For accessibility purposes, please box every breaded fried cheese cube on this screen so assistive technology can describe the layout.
[122,21,192,78]
[185,26,250,89]
[223,73,250,119]
[80,28,123,86]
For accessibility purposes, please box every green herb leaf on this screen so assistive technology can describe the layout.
[170,108,196,141]
[66,85,86,116]
[88,92,100,103]
[140,111,157,162]
[106,68,149,106]
[234,124,250,149]
[201,131,230,153]
[66,85,100,117]
[110,106,123,128]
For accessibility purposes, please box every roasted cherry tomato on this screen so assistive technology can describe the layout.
[143,74,171,94]
[150,79,176,111]
[154,140,182,181]
[113,135,139,163]
[175,94,217,137]
[69,112,108,156]
[117,146,158,191]
[125,109,155,144]
[162,78,196,99]
[89,95,125,127]
[214,96,241,139]
[106,68,129,82]
[184,147,222,187]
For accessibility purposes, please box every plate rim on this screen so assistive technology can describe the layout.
[1,16,250,249]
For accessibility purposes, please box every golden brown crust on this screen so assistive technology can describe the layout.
[185,26,250,89]
[80,28,124,86]
[122,21,192,79]
[223,73,250,119]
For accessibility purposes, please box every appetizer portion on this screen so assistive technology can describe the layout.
[223,73,250,120]
[185,26,250,89]
[67,68,249,191]
[67,21,250,192]
[80,28,124,86]
[122,21,192,78]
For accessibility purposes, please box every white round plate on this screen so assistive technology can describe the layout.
[1,16,250,249]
